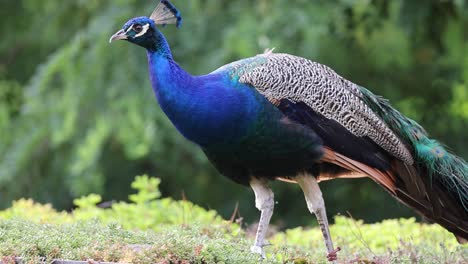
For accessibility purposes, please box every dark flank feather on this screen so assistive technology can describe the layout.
[202,98,324,185]
[277,100,392,171]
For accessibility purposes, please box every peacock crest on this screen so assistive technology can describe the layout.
[150,0,182,28]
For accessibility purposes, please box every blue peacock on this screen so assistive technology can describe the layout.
[110,1,468,262]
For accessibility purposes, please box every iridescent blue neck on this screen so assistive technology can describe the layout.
[146,32,203,142]
[146,29,173,57]
[146,30,192,106]
[144,30,261,147]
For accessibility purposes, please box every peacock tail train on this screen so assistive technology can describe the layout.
[359,87,468,211]
[359,87,468,241]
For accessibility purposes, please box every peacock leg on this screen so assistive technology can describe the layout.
[296,173,340,263]
[249,177,274,259]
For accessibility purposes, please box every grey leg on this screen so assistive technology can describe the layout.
[296,173,340,263]
[249,177,274,259]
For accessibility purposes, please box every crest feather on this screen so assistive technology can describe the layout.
[150,0,182,28]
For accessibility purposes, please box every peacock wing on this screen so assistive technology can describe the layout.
[236,52,413,165]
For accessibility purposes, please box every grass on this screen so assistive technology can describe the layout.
[0,176,466,264]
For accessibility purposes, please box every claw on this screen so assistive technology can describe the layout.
[250,245,266,259]
[326,246,341,262]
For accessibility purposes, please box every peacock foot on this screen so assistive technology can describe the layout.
[326,246,341,262]
[250,245,266,259]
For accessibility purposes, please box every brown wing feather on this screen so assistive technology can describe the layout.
[321,147,397,193]
[276,171,365,184]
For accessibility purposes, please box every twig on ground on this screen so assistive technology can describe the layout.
[345,211,375,256]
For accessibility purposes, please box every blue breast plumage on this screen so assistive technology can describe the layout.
[147,52,323,184]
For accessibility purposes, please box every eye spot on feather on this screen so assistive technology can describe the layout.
[410,128,424,141]
[431,147,446,158]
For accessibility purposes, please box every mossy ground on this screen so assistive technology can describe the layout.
[0,176,466,264]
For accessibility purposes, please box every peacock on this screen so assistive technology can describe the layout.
[110,1,468,262]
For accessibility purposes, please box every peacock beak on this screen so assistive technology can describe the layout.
[109,29,127,43]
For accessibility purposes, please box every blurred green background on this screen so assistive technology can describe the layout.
[0,0,467,228]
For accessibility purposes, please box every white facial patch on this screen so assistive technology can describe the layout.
[135,24,150,38]
[125,25,133,33]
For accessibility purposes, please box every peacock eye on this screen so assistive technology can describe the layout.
[133,24,143,33]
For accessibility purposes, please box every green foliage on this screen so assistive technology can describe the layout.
[1,175,226,232]
[128,175,161,204]
[0,0,467,227]
[0,177,466,263]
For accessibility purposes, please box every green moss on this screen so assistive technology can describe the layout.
[0,219,256,263]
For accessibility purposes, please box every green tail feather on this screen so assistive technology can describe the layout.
[358,87,468,211]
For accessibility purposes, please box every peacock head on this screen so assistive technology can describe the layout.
[109,0,182,49]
